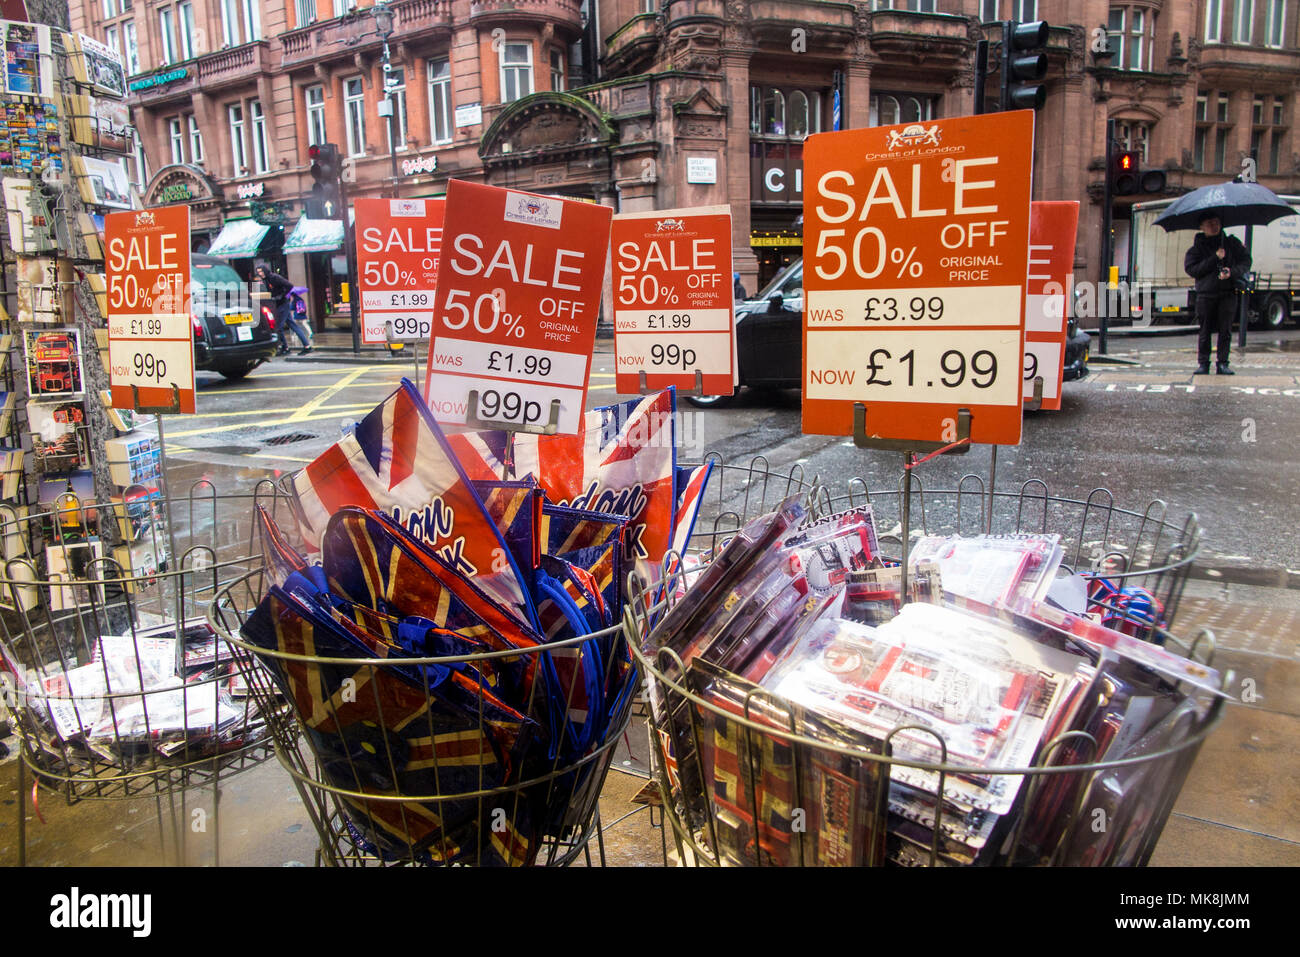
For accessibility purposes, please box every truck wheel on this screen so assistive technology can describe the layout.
[1261,294,1290,330]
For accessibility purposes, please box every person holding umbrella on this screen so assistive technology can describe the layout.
[1156,179,1297,374]
[256,263,312,356]
[1184,210,1249,375]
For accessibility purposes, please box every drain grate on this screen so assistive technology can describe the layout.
[262,432,318,447]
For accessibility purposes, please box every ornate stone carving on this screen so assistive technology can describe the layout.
[854,2,872,59]
[509,111,590,150]
[723,0,752,47]
[1068,24,1086,74]
[1181,148,1194,170]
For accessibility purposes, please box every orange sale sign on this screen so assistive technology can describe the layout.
[611,206,735,395]
[801,110,1035,447]
[104,204,195,414]
[1024,201,1080,411]
[355,197,445,345]
[422,181,612,435]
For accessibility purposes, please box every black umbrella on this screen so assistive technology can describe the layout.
[1153,180,1298,231]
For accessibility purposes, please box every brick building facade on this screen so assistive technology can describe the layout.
[67,0,1300,315]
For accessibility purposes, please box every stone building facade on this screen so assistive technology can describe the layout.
[66,0,1300,307]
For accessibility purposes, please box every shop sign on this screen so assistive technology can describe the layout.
[801,111,1034,447]
[422,181,612,435]
[354,196,445,344]
[611,205,735,396]
[157,182,194,203]
[250,199,290,226]
[1023,201,1079,411]
[454,102,482,128]
[104,205,196,415]
[751,142,804,204]
[401,154,438,176]
[128,67,187,91]
[751,235,801,247]
[236,181,265,199]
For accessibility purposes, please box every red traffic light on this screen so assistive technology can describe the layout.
[308,144,322,159]
[1118,152,1135,171]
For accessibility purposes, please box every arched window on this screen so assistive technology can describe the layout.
[764,89,786,135]
[788,91,809,138]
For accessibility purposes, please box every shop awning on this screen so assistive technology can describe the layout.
[206,218,270,259]
[284,216,344,254]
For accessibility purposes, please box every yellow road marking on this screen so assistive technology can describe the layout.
[287,368,370,422]
[249,453,316,463]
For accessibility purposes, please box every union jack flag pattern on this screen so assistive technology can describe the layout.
[446,389,677,585]
[291,378,538,630]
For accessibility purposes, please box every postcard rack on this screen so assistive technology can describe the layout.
[622,457,1224,868]
[0,481,294,865]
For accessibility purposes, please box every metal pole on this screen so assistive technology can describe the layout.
[343,173,360,355]
[999,20,1012,113]
[1099,118,1115,355]
[384,40,400,193]
[1239,149,1257,351]
[973,39,989,115]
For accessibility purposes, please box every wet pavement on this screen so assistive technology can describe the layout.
[1,326,1296,868]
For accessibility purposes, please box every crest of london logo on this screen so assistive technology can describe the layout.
[503,190,563,230]
[134,210,155,226]
[885,123,942,150]
[655,218,686,232]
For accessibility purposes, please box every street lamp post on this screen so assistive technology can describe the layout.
[373,3,400,195]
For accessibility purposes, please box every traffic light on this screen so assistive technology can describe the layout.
[1001,20,1049,111]
[307,143,342,219]
[1110,149,1166,196]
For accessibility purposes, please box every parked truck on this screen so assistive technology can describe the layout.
[1129,195,1300,329]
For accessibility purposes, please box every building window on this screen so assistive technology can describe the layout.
[228,103,247,173]
[243,0,262,42]
[428,57,452,143]
[221,0,261,46]
[764,89,785,134]
[168,117,184,164]
[158,9,175,65]
[295,0,316,28]
[1252,94,1289,174]
[870,92,938,126]
[1265,0,1285,47]
[102,0,116,18]
[1205,0,1223,42]
[550,48,565,92]
[1234,0,1255,43]
[132,137,148,188]
[1108,7,1153,71]
[1116,120,1151,163]
[751,85,825,138]
[1014,0,1035,18]
[305,85,326,146]
[1195,90,1232,172]
[344,76,366,157]
[105,25,119,57]
[250,99,269,173]
[385,67,408,152]
[980,0,998,21]
[178,1,196,59]
[872,0,937,10]
[500,42,533,103]
[188,114,203,162]
[123,19,139,74]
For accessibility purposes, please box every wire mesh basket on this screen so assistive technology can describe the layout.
[0,481,293,863]
[208,563,639,867]
[623,457,1226,868]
